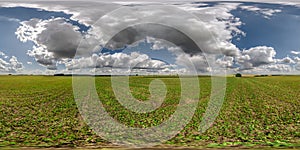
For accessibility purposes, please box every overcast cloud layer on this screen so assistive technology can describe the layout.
[0,0,300,74]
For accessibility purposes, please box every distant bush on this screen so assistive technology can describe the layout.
[254,75,269,77]
[54,73,64,76]
[235,73,242,77]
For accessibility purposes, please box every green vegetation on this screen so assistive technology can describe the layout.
[0,76,299,148]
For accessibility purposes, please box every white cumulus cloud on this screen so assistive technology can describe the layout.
[291,51,300,55]
[16,17,91,69]
[237,46,276,70]
[240,5,282,19]
[65,52,173,71]
[276,56,296,64]
[265,64,292,72]
[0,51,23,73]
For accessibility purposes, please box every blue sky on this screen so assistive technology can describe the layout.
[0,1,300,74]
[231,2,300,58]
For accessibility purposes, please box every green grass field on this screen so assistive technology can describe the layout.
[0,76,299,149]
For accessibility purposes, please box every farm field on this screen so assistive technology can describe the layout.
[0,75,299,149]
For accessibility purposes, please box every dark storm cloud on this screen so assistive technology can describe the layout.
[105,23,202,55]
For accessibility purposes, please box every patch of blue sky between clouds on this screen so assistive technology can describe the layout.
[231,2,300,58]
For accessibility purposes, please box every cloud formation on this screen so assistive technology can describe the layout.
[291,51,300,55]
[16,17,85,69]
[237,46,276,70]
[175,54,211,73]
[177,2,243,56]
[240,5,282,19]
[0,51,23,73]
[265,64,292,72]
[2,0,299,74]
[277,57,295,64]
[65,52,173,71]
[105,23,202,55]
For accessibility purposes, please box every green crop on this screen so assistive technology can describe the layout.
[0,75,299,149]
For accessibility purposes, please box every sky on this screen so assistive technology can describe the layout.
[0,0,300,75]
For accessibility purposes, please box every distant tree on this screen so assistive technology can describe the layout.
[136,74,138,76]
[54,73,64,76]
[235,73,242,77]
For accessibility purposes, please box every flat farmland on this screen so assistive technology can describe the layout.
[0,76,299,149]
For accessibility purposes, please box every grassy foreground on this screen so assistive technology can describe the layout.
[0,75,299,148]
